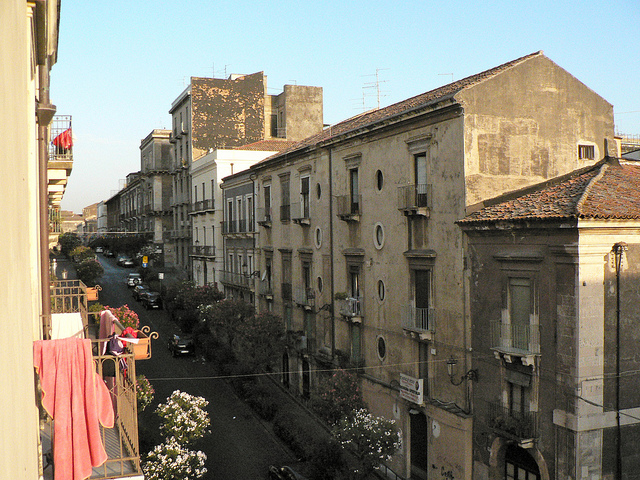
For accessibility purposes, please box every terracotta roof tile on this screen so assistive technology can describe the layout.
[461,161,640,224]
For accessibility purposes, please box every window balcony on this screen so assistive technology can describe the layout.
[189,199,215,215]
[257,207,272,228]
[401,306,436,340]
[189,245,215,257]
[336,195,361,222]
[491,321,540,356]
[397,183,431,216]
[488,401,539,442]
[294,287,315,310]
[337,296,363,321]
[220,270,251,289]
[291,202,310,225]
[259,279,273,299]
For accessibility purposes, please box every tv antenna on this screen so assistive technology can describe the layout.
[362,68,389,110]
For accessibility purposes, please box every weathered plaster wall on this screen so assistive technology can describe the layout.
[459,55,614,206]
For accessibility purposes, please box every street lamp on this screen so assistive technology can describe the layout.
[612,241,627,480]
[446,356,478,386]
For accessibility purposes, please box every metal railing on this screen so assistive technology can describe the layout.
[488,401,539,440]
[291,201,310,223]
[337,296,363,317]
[491,320,540,354]
[257,207,272,226]
[336,194,361,218]
[401,305,436,334]
[259,279,273,296]
[293,287,315,307]
[397,183,431,210]
[220,270,251,289]
[48,280,89,337]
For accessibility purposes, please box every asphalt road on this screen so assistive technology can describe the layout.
[96,255,295,480]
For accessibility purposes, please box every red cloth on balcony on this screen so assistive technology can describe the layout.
[34,337,114,480]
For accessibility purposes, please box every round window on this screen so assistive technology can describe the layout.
[373,222,385,249]
[317,276,323,293]
[314,227,323,249]
[377,336,387,361]
[316,183,322,199]
[377,280,385,301]
[376,170,384,191]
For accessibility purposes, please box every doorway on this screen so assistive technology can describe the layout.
[410,410,428,480]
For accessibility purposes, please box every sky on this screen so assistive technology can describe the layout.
[53,0,640,213]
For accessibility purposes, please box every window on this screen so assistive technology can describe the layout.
[194,185,198,203]
[263,184,271,221]
[373,223,385,249]
[316,182,322,199]
[349,266,361,299]
[377,336,387,360]
[578,144,595,160]
[270,114,278,137]
[247,195,254,231]
[280,176,290,221]
[265,256,273,290]
[349,168,359,214]
[226,199,233,233]
[509,277,531,351]
[300,176,310,219]
[237,197,243,231]
[415,153,428,207]
[414,269,431,310]
[377,280,385,301]
[314,227,322,249]
[376,170,384,191]
[317,276,323,293]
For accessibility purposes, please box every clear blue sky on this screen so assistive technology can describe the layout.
[53,0,640,213]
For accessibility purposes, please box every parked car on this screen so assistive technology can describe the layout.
[126,273,142,287]
[141,291,162,310]
[117,255,134,267]
[268,465,309,480]
[95,246,104,254]
[132,284,150,301]
[167,334,195,357]
[103,249,114,257]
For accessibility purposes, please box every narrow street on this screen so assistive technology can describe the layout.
[96,255,296,480]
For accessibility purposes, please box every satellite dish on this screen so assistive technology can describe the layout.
[261,270,267,281]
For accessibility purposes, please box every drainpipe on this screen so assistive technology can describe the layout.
[35,0,55,338]
[612,242,627,480]
[329,147,335,358]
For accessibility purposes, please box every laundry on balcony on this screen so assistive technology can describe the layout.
[50,312,84,339]
[33,337,115,480]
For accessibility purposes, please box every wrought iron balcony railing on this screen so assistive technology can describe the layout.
[491,321,540,355]
[401,305,436,334]
[336,195,361,221]
[397,183,431,212]
[293,287,315,307]
[337,296,363,318]
[220,270,251,289]
[488,401,539,441]
[257,207,272,227]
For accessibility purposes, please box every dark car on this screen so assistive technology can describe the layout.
[132,284,150,301]
[268,465,309,480]
[117,255,134,267]
[141,291,162,310]
[126,273,142,287]
[168,334,195,357]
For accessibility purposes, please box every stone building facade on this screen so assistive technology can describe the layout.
[460,155,640,480]
[235,51,614,479]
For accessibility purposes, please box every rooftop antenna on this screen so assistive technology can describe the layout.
[439,73,454,84]
[362,68,389,110]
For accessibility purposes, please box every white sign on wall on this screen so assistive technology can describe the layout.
[399,373,424,404]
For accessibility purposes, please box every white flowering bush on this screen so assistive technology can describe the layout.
[136,374,154,412]
[333,408,401,476]
[156,390,210,445]
[143,437,207,480]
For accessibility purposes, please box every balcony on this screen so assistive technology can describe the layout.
[190,245,215,257]
[220,270,251,289]
[280,204,291,222]
[257,207,272,228]
[190,199,215,215]
[336,195,361,222]
[488,401,539,443]
[222,219,248,234]
[397,183,431,216]
[491,321,540,357]
[401,306,436,340]
[259,279,274,299]
[293,287,315,310]
[42,282,142,479]
[291,202,310,225]
[337,296,363,321]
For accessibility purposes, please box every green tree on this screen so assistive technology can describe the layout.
[70,245,95,263]
[199,298,254,349]
[75,259,104,286]
[333,408,400,478]
[58,232,81,258]
[312,369,366,425]
[234,312,286,372]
